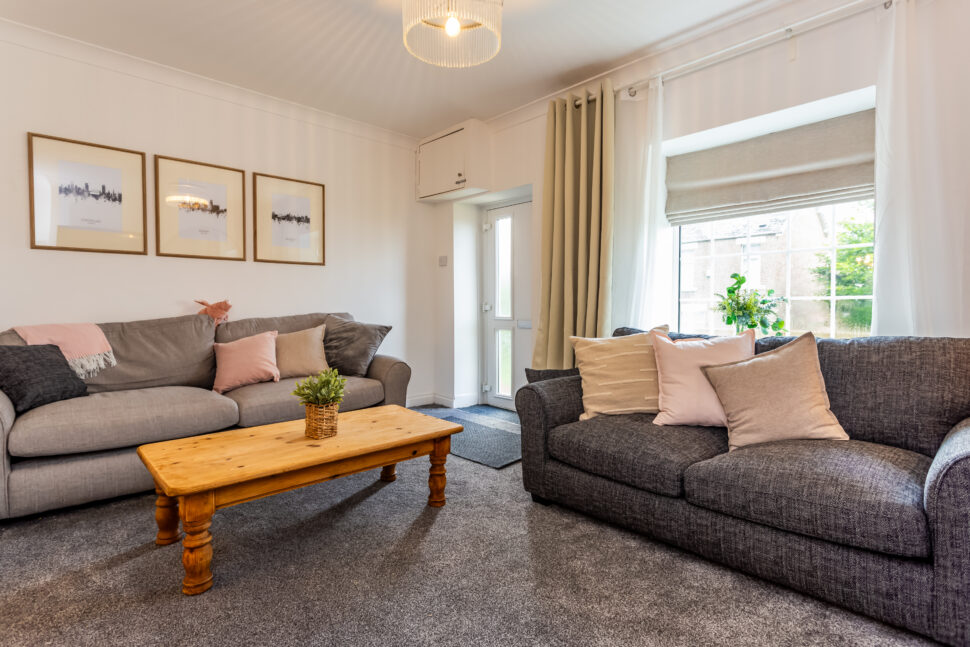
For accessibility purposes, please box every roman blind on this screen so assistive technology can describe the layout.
[665,109,875,226]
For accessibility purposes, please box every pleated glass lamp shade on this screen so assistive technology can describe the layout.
[403,0,503,68]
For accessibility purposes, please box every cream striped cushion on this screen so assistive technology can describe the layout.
[570,326,669,421]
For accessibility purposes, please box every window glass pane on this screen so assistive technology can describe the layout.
[790,300,832,337]
[713,219,747,255]
[681,222,712,246]
[712,255,742,295]
[791,250,831,298]
[835,200,875,244]
[748,214,788,252]
[834,246,874,297]
[496,329,512,397]
[495,217,512,318]
[789,206,832,249]
[836,299,873,338]
[680,253,712,300]
[744,253,787,297]
[680,301,714,335]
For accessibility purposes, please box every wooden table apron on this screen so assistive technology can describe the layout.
[137,406,459,596]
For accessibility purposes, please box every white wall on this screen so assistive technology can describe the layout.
[0,20,439,403]
[485,0,882,343]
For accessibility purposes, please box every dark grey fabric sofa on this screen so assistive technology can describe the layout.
[0,312,410,520]
[516,332,970,645]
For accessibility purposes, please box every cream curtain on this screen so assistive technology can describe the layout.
[873,0,970,336]
[533,79,615,369]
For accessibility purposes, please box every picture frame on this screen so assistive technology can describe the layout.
[154,155,246,261]
[253,172,325,266]
[28,132,146,255]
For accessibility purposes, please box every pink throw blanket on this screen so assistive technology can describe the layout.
[14,323,117,379]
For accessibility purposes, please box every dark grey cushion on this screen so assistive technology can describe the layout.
[0,345,87,413]
[324,316,391,377]
[524,367,579,383]
[548,413,728,497]
[612,327,712,341]
[215,312,354,343]
[7,386,238,457]
[756,336,970,456]
[84,315,217,393]
[226,376,384,427]
[684,439,933,558]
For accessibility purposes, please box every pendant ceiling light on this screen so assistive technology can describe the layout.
[403,0,503,68]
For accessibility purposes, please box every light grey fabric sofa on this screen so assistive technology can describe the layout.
[516,331,970,646]
[0,312,410,520]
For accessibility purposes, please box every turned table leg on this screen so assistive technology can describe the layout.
[179,491,215,595]
[380,464,397,482]
[154,487,182,546]
[428,436,450,508]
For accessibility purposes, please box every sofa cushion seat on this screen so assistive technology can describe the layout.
[684,439,933,558]
[547,413,728,497]
[7,386,239,458]
[226,376,384,428]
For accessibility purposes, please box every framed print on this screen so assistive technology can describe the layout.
[253,172,325,266]
[155,155,245,261]
[28,133,146,254]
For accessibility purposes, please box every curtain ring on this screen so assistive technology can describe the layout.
[884,0,893,9]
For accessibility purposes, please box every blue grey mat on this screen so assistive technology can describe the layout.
[444,416,521,469]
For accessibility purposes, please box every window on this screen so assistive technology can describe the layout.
[678,199,874,338]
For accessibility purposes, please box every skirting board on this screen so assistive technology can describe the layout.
[418,393,481,408]
[405,393,436,407]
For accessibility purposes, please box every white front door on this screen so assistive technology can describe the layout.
[482,202,532,410]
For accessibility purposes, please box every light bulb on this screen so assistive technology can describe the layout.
[445,16,460,37]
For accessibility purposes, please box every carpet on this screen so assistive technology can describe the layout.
[0,458,932,647]
[443,416,521,468]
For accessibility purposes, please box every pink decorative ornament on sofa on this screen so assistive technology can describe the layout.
[196,299,232,325]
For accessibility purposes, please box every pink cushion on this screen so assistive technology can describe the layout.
[650,330,756,427]
[212,331,280,394]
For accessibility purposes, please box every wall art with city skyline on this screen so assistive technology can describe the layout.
[28,133,147,255]
[254,172,325,266]
[154,156,246,261]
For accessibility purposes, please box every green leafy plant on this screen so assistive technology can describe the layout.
[714,273,787,336]
[292,369,346,406]
[813,221,875,333]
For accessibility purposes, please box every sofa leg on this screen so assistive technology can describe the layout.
[531,494,552,506]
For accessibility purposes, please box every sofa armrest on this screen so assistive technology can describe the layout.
[0,390,14,519]
[925,417,970,644]
[366,355,411,407]
[514,375,584,496]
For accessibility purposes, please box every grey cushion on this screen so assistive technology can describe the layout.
[226,376,384,428]
[324,316,391,377]
[85,315,217,393]
[755,336,970,456]
[6,447,154,519]
[613,327,711,341]
[547,413,728,497]
[0,345,88,413]
[684,439,933,558]
[216,313,353,343]
[7,386,239,457]
[524,367,579,383]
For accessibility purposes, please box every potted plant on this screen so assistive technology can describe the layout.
[714,273,787,336]
[293,368,346,439]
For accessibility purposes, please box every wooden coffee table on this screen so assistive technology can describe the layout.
[137,404,463,595]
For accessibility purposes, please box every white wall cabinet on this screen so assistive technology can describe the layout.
[416,119,490,201]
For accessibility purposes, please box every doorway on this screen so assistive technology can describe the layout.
[481,201,532,410]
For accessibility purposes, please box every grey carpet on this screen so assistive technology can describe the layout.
[0,458,933,647]
[443,416,521,469]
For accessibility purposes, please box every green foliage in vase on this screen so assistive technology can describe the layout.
[714,273,787,336]
[292,369,346,406]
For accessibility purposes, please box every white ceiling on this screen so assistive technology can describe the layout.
[0,0,759,138]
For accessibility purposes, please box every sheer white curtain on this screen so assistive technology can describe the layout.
[873,0,970,336]
[613,79,675,330]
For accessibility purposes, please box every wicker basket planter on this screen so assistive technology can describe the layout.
[305,403,339,439]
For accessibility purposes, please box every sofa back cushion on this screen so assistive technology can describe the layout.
[756,336,970,456]
[215,313,353,343]
[1,315,217,393]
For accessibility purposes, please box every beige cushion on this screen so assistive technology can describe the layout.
[570,326,668,421]
[651,330,755,427]
[276,325,328,379]
[702,332,849,450]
